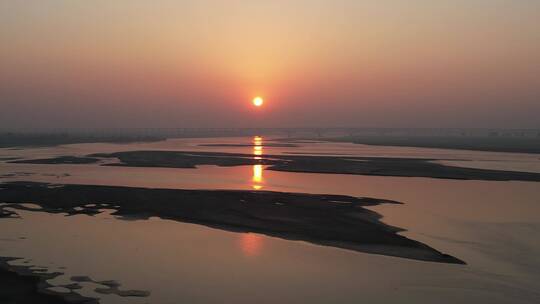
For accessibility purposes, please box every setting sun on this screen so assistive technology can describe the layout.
[252,97,264,107]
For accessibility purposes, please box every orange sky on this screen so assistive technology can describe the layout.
[1,0,539,128]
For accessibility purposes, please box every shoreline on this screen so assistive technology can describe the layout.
[0,257,97,304]
[0,181,464,265]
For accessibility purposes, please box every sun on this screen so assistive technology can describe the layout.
[252,96,264,107]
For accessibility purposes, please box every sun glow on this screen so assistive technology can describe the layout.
[252,97,264,107]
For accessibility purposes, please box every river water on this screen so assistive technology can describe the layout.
[0,137,539,303]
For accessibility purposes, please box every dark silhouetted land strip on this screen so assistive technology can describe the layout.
[91,151,266,168]
[0,182,464,264]
[309,136,540,154]
[266,155,540,181]
[0,157,21,161]
[0,257,97,304]
[11,156,101,164]
[77,150,540,181]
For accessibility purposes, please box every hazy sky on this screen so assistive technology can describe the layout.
[1,0,539,128]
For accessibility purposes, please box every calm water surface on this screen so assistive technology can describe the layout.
[0,137,539,303]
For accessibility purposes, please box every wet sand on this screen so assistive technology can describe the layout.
[0,182,463,265]
[13,150,540,181]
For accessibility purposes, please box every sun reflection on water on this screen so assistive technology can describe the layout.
[239,233,264,257]
[237,136,267,257]
[252,136,264,190]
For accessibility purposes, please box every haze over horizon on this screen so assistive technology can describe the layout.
[1,0,539,129]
